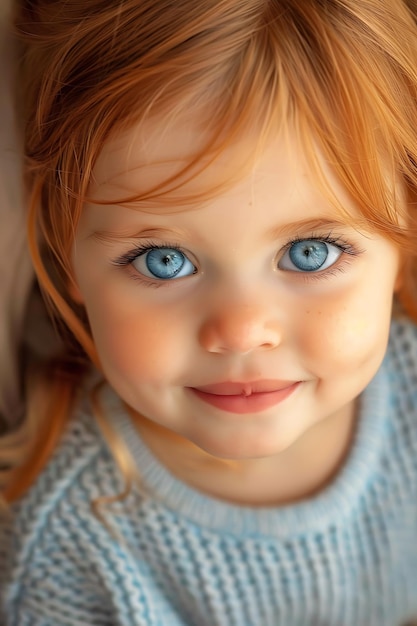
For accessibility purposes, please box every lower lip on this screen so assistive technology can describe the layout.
[189,383,300,414]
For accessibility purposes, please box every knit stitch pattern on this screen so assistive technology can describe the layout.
[1,318,417,626]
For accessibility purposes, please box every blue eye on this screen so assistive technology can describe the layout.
[279,239,343,273]
[132,247,196,280]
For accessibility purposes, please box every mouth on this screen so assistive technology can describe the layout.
[188,380,300,414]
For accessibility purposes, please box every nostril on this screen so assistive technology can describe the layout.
[199,328,281,355]
[260,340,275,349]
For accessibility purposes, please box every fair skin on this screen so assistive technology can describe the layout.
[72,122,401,506]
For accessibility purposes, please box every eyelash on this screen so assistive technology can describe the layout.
[111,233,363,287]
[280,232,363,282]
[112,240,194,288]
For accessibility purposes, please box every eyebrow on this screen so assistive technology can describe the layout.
[89,217,361,245]
[89,227,186,244]
[267,217,361,240]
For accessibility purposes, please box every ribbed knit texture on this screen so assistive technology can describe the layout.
[1,318,417,626]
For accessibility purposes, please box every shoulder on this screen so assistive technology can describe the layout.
[8,388,129,540]
[382,316,417,478]
[386,316,417,400]
[1,393,130,623]
[14,400,115,527]
[388,315,417,363]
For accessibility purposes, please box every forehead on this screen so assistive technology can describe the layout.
[88,118,357,217]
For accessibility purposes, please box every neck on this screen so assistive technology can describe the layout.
[130,401,357,507]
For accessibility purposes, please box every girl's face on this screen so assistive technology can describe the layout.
[72,124,400,460]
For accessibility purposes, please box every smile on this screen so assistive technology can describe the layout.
[188,380,300,414]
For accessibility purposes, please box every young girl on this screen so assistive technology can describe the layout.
[1,0,417,624]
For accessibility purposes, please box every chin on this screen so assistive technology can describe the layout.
[195,434,295,461]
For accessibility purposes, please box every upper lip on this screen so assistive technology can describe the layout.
[191,380,297,396]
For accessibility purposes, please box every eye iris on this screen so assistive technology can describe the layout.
[289,240,328,271]
[146,248,185,278]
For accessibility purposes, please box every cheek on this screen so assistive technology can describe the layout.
[85,294,187,382]
[298,279,395,371]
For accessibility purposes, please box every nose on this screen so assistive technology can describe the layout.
[198,303,282,355]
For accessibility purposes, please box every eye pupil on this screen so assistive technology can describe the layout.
[145,248,186,279]
[289,240,328,271]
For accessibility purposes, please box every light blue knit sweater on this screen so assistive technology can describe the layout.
[1,319,417,626]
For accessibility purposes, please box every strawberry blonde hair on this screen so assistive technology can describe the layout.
[2,0,417,504]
